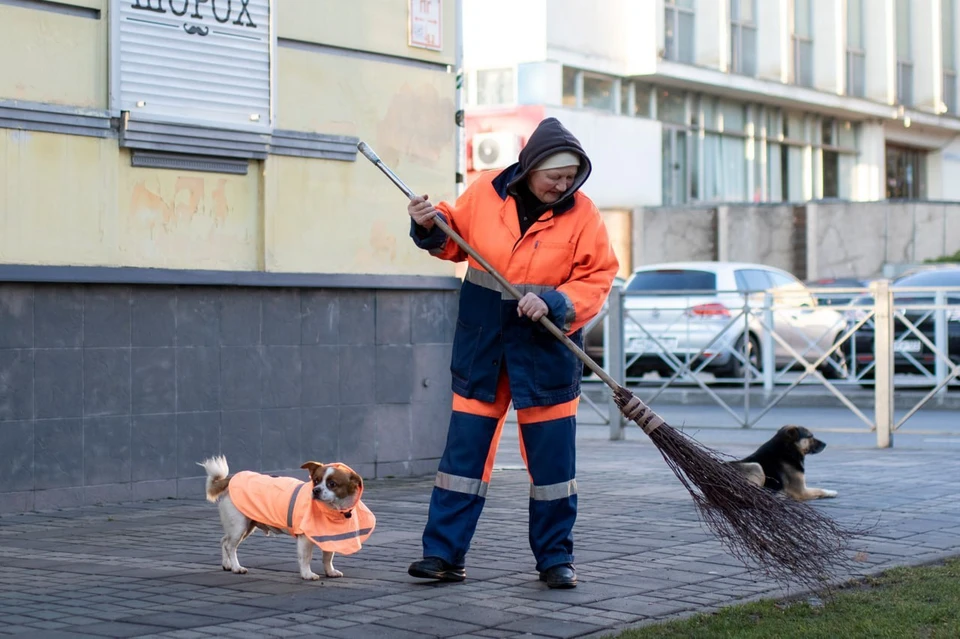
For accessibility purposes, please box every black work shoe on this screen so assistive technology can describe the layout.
[539,563,577,589]
[407,557,466,582]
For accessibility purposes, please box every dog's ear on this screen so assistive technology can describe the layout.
[300,461,324,475]
[349,472,363,490]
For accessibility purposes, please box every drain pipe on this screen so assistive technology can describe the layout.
[454,0,465,197]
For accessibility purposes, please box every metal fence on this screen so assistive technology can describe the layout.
[582,282,960,447]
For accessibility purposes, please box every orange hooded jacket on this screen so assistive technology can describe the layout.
[411,117,619,408]
[229,463,375,554]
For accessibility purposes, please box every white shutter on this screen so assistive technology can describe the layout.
[113,0,272,130]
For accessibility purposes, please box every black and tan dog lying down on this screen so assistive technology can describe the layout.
[729,425,838,501]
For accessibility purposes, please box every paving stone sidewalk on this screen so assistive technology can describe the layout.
[2,426,959,639]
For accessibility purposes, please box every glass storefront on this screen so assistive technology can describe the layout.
[886,144,927,199]
[561,66,865,205]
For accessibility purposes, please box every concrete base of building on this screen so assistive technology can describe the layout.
[0,268,459,514]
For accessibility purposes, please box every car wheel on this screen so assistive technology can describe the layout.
[715,334,760,379]
[819,337,849,380]
[625,362,649,379]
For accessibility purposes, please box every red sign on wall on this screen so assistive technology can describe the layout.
[409,0,442,51]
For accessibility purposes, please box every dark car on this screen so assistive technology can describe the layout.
[846,266,960,380]
[805,277,870,307]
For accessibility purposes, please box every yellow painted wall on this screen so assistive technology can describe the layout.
[0,2,106,108]
[116,152,262,270]
[278,0,455,67]
[266,45,456,275]
[0,130,116,265]
[0,130,261,270]
[0,0,457,276]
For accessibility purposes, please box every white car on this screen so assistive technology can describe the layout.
[620,261,848,380]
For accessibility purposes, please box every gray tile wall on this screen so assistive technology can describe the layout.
[0,283,457,513]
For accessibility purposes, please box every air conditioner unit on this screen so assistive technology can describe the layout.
[472,132,521,171]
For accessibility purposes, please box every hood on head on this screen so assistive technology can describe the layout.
[507,117,592,207]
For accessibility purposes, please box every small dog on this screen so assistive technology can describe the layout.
[198,456,375,580]
[729,425,838,501]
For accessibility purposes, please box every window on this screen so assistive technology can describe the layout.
[662,128,689,205]
[659,89,690,205]
[562,66,578,107]
[664,0,695,64]
[822,152,840,197]
[658,89,687,125]
[720,101,746,133]
[703,101,747,201]
[628,269,717,293]
[944,0,957,114]
[819,118,855,199]
[766,111,805,202]
[621,82,653,117]
[846,0,866,97]
[768,271,801,289]
[768,271,816,306]
[753,114,765,202]
[822,120,839,198]
[722,108,747,201]
[896,0,913,105]
[735,269,773,293]
[476,68,514,106]
[838,121,856,199]
[784,114,805,201]
[582,74,615,111]
[791,0,814,87]
[635,84,653,117]
[886,144,926,199]
[715,136,748,201]
[773,144,806,202]
[561,68,617,112]
[730,0,757,76]
[653,88,857,205]
[701,97,717,128]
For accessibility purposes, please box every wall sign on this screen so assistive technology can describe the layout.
[112,0,273,130]
[409,0,442,52]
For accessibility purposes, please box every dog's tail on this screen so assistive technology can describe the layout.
[197,455,231,503]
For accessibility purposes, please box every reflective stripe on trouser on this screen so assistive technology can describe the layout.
[422,371,579,571]
[517,400,578,572]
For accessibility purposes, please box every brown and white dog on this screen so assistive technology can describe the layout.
[198,456,374,580]
[729,425,838,501]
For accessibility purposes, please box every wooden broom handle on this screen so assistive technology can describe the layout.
[357,142,621,392]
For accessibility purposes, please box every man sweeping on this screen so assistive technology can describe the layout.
[404,117,620,588]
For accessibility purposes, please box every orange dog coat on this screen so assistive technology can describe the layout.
[228,465,375,554]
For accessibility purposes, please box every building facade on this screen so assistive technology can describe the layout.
[0,0,460,513]
[462,0,960,275]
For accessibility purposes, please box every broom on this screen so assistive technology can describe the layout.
[357,141,864,592]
